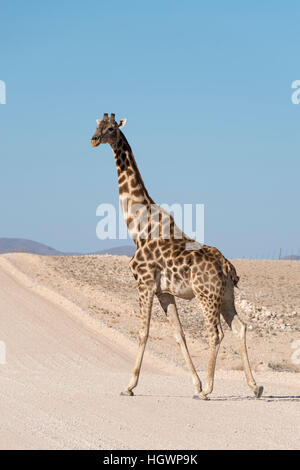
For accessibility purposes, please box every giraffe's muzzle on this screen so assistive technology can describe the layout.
[91,137,101,147]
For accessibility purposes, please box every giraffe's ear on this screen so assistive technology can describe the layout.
[118,118,127,129]
[96,119,101,126]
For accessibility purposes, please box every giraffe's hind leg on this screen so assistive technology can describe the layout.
[121,284,154,396]
[157,293,206,399]
[203,317,224,397]
[193,294,224,398]
[221,280,263,398]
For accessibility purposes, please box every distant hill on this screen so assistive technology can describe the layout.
[281,255,300,260]
[93,245,135,257]
[0,238,135,257]
[0,238,64,256]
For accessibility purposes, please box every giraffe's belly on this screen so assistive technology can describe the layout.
[159,272,195,300]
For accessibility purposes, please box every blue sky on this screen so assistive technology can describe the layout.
[0,1,299,258]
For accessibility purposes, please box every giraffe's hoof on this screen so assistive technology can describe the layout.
[120,390,134,396]
[193,393,210,401]
[254,385,264,399]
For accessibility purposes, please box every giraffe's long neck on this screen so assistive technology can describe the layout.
[111,132,154,244]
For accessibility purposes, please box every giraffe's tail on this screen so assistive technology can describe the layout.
[221,258,240,287]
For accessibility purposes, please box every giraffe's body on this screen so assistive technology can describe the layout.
[91,114,263,400]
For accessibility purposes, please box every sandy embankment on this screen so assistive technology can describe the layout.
[0,253,299,450]
[3,253,300,373]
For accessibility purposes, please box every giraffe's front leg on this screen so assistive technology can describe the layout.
[121,284,154,396]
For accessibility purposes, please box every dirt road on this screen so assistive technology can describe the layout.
[0,257,299,449]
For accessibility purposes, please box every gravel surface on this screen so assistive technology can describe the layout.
[0,254,299,450]
[3,253,299,374]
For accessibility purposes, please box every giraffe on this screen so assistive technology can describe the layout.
[91,113,263,400]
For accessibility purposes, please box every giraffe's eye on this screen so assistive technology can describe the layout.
[108,127,114,132]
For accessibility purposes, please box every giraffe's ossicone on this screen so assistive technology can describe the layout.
[91,113,263,400]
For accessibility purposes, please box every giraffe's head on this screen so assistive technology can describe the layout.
[91,113,127,147]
